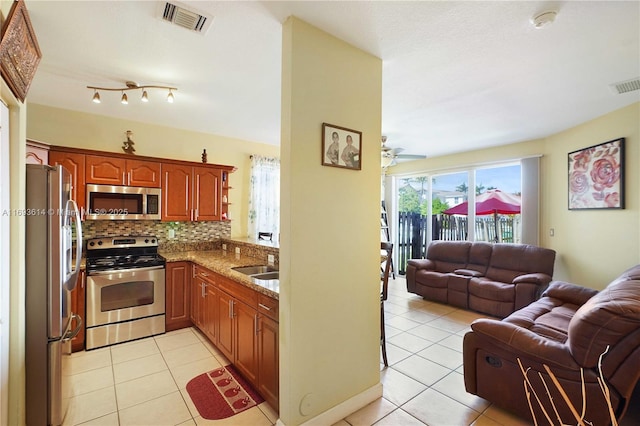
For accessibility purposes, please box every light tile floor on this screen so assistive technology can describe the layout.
[65,275,640,425]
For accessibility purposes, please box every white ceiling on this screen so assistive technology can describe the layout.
[26,1,640,159]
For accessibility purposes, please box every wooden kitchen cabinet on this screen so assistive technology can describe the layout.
[162,164,223,221]
[257,314,279,409]
[86,155,161,187]
[192,265,218,343]
[186,264,278,411]
[165,262,192,331]
[70,270,86,353]
[49,150,86,217]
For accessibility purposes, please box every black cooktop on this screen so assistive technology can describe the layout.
[86,236,165,272]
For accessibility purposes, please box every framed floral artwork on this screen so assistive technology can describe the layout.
[321,123,362,170]
[568,138,625,210]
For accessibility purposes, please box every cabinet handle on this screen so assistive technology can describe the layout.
[229,300,234,318]
[127,172,131,185]
[195,208,199,221]
[258,303,271,311]
[122,172,126,184]
[254,313,260,335]
[201,282,206,298]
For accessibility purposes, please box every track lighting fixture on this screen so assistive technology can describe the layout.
[87,81,177,104]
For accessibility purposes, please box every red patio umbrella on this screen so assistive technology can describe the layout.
[443,190,521,242]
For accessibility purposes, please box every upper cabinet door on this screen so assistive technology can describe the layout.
[49,151,86,216]
[193,166,221,221]
[127,159,161,187]
[85,155,126,185]
[162,163,193,221]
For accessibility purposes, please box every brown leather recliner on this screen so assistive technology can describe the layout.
[463,264,640,425]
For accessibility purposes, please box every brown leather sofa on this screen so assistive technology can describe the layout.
[406,241,556,317]
[463,264,640,425]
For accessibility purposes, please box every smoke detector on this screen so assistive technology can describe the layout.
[158,1,213,34]
[530,10,557,29]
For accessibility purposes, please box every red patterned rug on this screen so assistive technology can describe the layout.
[186,365,264,420]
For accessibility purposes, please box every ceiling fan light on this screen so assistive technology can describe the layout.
[381,155,394,168]
[92,90,101,104]
[141,90,149,102]
[121,92,128,104]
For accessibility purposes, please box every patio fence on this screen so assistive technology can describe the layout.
[396,212,519,274]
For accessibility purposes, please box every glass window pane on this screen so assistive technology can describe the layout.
[475,164,521,243]
[433,172,468,241]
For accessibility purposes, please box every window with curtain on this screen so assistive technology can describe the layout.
[248,155,280,240]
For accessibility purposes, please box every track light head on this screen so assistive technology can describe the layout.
[167,90,174,103]
[141,90,149,102]
[121,92,128,104]
[92,90,101,104]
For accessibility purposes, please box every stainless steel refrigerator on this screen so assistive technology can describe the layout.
[26,164,83,426]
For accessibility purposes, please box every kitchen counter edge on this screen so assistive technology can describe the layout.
[161,250,279,300]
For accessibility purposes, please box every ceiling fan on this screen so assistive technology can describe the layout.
[381,136,426,167]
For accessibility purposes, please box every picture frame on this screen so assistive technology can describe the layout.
[0,0,42,103]
[321,122,362,170]
[568,137,625,210]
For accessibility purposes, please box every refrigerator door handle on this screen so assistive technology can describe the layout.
[61,313,83,342]
[63,199,83,290]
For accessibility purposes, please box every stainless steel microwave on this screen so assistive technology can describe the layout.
[86,184,161,220]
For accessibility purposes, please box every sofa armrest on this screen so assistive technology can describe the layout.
[541,281,599,306]
[512,273,552,286]
[407,259,435,271]
[454,268,484,277]
[470,318,580,369]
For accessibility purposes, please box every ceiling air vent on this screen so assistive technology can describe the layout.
[609,78,640,95]
[159,1,213,34]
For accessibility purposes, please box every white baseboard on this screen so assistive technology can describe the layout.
[275,382,383,426]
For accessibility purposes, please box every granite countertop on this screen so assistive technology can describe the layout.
[161,249,279,299]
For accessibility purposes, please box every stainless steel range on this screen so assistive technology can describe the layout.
[85,236,166,350]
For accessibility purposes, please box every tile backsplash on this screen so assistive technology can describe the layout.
[82,220,231,249]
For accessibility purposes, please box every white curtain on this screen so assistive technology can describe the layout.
[248,155,280,240]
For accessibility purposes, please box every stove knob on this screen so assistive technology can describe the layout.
[145,239,149,243]
[151,239,156,243]
[89,241,95,247]
[98,241,103,246]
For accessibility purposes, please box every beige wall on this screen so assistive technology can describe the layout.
[1,53,28,426]
[280,17,382,425]
[390,102,640,289]
[26,103,279,238]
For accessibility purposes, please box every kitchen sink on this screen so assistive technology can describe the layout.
[251,271,279,280]
[232,265,278,276]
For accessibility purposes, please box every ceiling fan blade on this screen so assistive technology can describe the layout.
[396,154,427,160]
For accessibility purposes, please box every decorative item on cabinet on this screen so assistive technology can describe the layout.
[122,130,136,155]
[202,149,207,163]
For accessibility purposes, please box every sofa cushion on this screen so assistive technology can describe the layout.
[469,279,515,302]
[466,242,492,275]
[567,265,640,368]
[504,296,579,343]
[485,243,555,283]
[426,240,471,272]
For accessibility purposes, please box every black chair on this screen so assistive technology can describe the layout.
[380,241,393,367]
[258,232,273,241]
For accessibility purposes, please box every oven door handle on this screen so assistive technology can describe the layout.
[88,265,166,276]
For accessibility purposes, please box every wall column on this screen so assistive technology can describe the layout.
[279,17,383,425]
